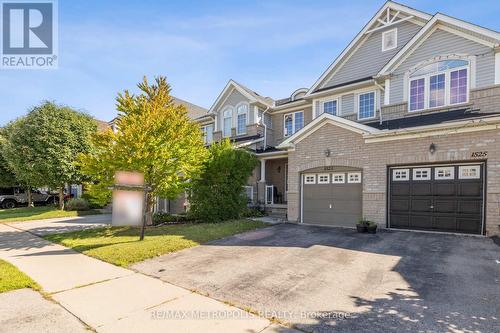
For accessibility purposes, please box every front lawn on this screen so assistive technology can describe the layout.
[0,259,39,293]
[0,206,101,223]
[44,220,266,267]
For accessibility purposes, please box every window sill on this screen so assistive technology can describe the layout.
[407,102,473,114]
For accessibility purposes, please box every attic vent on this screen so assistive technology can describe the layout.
[382,28,397,52]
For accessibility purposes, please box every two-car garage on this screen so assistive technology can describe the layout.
[300,162,485,235]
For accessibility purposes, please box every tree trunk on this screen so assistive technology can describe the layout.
[139,192,154,241]
[26,188,34,207]
[58,187,65,210]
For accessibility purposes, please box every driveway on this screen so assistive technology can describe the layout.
[7,214,111,236]
[133,224,500,333]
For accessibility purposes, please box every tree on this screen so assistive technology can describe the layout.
[79,76,208,230]
[189,140,258,223]
[1,101,97,209]
[0,128,19,188]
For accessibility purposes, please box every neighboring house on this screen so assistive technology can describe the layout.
[196,1,500,236]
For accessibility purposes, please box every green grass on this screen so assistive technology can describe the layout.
[0,206,101,223]
[44,220,266,267]
[0,259,39,293]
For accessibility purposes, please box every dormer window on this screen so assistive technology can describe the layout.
[382,28,397,52]
[223,108,233,137]
[409,59,469,112]
[236,104,248,135]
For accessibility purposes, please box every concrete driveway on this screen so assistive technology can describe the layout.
[134,224,500,333]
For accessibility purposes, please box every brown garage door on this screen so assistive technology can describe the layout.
[389,163,485,234]
[302,171,362,227]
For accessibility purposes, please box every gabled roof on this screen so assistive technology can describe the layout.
[305,1,432,97]
[277,113,381,149]
[209,80,273,113]
[377,13,500,76]
[172,96,208,119]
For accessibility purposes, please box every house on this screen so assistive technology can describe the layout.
[190,1,500,236]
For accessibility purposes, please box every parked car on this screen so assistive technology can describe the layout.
[0,187,58,209]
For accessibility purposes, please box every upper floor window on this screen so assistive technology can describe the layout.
[202,124,213,144]
[358,92,376,120]
[284,111,304,137]
[409,59,469,112]
[382,28,397,52]
[236,104,248,135]
[223,108,232,137]
[323,100,338,116]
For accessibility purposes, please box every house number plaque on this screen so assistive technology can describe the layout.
[471,151,487,158]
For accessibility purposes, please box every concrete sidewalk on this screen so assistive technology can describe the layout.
[0,223,296,333]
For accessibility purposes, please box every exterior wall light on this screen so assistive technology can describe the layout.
[324,149,331,157]
[429,143,436,154]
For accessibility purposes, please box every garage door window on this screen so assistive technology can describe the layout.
[318,174,330,184]
[392,169,409,181]
[348,172,361,183]
[459,165,480,179]
[435,167,454,180]
[413,168,431,180]
[332,173,345,183]
[304,174,316,184]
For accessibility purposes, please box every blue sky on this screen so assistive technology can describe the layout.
[1,0,499,125]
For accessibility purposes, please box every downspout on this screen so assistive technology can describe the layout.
[261,106,271,150]
[374,80,385,125]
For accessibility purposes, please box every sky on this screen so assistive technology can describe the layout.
[0,0,499,125]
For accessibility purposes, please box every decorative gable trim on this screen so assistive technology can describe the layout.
[209,80,272,114]
[305,1,431,97]
[377,14,500,76]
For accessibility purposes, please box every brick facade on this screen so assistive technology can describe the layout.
[287,122,500,236]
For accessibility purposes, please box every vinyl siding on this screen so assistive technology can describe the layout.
[216,89,252,130]
[390,28,495,104]
[322,21,422,89]
[340,94,355,115]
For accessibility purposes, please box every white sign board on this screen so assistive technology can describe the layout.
[112,171,145,226]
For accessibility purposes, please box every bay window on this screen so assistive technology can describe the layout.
[409,59,469,112]
[236,104,248,135]
[284,111,304,137]
[223,108,232,137]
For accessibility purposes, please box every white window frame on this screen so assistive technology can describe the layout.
[236,103,248,135]
[357,91,377,120]
[435,167,455,180]
[408,62,470,112]
[382,28,397,52]
[317,173,330,184]
[322,99,339,116]
[348,172,361,183]
[201,124,213,144]
[458,165,481,179]
[283,111,304,137]
[222,107,233,138]
[392,169,409,181]
[304,174,316,184]
[265,185,274,205]
[412,168,431,181]
[332,173,345,184]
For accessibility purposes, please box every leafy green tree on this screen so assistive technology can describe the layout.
[189,140,258,223]
[0,128,19,188]
[1,101,97,209]
[79,76,208,228]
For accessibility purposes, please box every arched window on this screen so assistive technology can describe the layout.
[223,108,232,137]
[409,59,469,112]
[236,104,248,135]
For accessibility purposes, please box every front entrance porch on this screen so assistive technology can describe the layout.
[257,154,288,218]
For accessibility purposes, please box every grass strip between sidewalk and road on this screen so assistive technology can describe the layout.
[44,219,266,267]
[0,206,101,223]
[0,259,40,293]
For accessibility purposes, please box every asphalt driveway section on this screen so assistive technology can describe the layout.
[7,214,111,236]
[133,224,500,333]
[0,288,88,333]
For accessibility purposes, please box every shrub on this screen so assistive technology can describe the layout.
[81,182,111,208]
[65,198,90,211]
[188,140,258,223]
[153,212,193,225]
[242,207,265,218]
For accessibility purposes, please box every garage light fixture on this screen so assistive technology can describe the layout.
[429,143,436,154]
[324,149,331,157]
